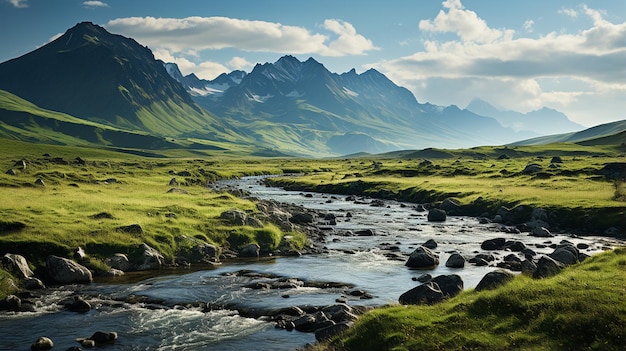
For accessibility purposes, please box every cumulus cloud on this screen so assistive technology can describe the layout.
[105,16,376,57]
[8,0,27,8]
[369,0,626,124]
[228,56,253,71]
[83,1,109,8]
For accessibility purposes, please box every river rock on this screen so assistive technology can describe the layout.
[422,238,437,249]
[505,240,526,252]
[521,259,537,275]
[290,212,315,224]
[427,208,447,222]
[445,253,465,268]
[77,331,118,346]
[0,295,21,311]
[475,270,515,291]
[23,277,45,290]
[1,253,34,279]
[432,274,463,298]
[549,244,579,265]
[137,244,165,270]
[530,226,553,237]
[405,246,439,268]
[46,255,93,284]
[238,243,260,258]
[30,336,53,351]
[399,281,445,305]
[533,255,563,279]
[480,238,506,251]
[440,198,462,215]
[175,235,220,263]
[106,253,131,271]
[315,321,353,342]
[65,296,91,312]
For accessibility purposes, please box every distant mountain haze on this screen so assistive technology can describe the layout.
[0,22,617,156]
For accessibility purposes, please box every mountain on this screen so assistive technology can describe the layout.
[0,22,239,143]
[169,55,530,155]
[165,63,246,99]
[510,119,626,146]
[466,99,585,135]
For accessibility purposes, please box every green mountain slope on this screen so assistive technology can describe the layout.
[0,22,240,144]
[0,89,181,149]
[511,120,626,146]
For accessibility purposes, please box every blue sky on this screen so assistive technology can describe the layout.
[1,0,625,127]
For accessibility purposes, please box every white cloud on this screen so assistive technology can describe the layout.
[228,56,253,71]
[83,1,109,8]
[153,48,228,80]
[370,0,626,124]
[105,16,377,57]
[523,20,534,32]
[8,0,27,8]
[559,8,578,18]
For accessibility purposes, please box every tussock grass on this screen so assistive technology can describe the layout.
[322,248,626,351]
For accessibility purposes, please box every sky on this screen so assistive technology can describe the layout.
[1,0,625,127]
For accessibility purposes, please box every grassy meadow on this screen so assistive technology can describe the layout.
[315,247,626,351]
[0,138,307,274]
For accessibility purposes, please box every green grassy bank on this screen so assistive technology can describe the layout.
[316,247,626,351]
[268,144,626,235]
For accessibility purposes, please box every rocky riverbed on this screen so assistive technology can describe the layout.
[0,175,623,350]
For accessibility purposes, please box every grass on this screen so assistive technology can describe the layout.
[0,138,305,271]
[319,247,626,351]
[267,145,626,234]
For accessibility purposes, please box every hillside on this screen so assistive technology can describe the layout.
[0,22,240,144]
[510,119,626,146]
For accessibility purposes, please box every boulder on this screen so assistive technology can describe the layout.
[440,198,462,215]
[431,274,463,298]
[106,253,132,271]
[530,227,553,237]
[549,245,579,265]
[480,238,506,251]
[1,253,34,279]
[550,156,563,164]
[290,212,315,224]
[45,256,93,284]
[600,162,626,180]
[77,331,118,346]
[521,259,537,275]
[475,270,515,291]
[238,243,260,258]
[399,281,445,305]
[116,223,143,234]
[66,295,91,312]
[522,163,543,174]
[175,235,220,263]
[137,244,164,270]
[405,246,439,268]
[5,168,16,175]
[315,321,353,342]
[220,209,247,225]
[422,239,437,249]
[533,256,563,279]
[34,178,45,187]
[0,295,21,311]
[23,277,45,290]
[505,240,526,252]
[427,208,447,222]
[30,336,53,351]
[445,253,465,268]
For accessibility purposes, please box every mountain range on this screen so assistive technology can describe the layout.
[0,22,622,156]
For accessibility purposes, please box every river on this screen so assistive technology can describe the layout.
[0,176,619,350]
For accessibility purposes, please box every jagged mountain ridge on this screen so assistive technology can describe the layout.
[0,22,596,156]
[171,55,533,154]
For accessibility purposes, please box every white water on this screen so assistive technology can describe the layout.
[0,176,619,350]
